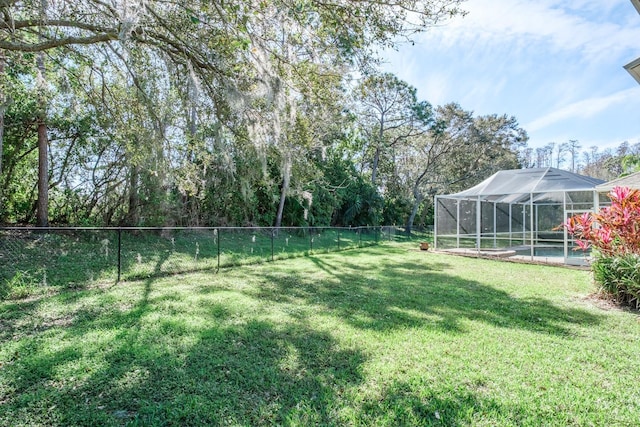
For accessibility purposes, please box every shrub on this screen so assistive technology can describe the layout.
[565,186,640,307]
[592,255,640,307]
[565,186,640,257]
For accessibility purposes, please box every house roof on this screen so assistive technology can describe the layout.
[596,171,640,192]
[439,167,604,204]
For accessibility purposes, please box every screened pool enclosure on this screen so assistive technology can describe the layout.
[434,168,605,264]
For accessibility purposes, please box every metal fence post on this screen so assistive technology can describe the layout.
[358,227,362,247]
[271,228,274,262]
[309,227,313,252]
[217,228,221,272]
[117,228,122,282]
[337,230,341,251]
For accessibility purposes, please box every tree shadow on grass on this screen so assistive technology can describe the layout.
[354,378,521,426]
[250,255,602,336]
[0,285,366,425]
[0,245,172,345]
[0,250,605,426]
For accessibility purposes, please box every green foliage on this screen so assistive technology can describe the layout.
[327,162,382,226]
[281,195,308,227]
[306,146,384,227]
[382,185,412,226]
[0,270,39,301]
[621,154,640,176]
[413,201,435,229]
[306,183,337,226]
[592,255,640,305]
[566,187,640,307]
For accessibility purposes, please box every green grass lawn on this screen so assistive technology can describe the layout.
[1,243,639,426]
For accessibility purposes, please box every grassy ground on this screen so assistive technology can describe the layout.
[1,243,638,426]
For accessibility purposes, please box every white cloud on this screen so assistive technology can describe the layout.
[525,87,640,132]
[383,0,640,151]
[424,0,640,60]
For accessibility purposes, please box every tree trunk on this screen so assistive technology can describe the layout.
[35,44,49,227]
[36,118,49,227]
[126,163,140,225]
[406,192,423,235]
[406,161,433,235]
[0,49,5,180]
[0,49,5,221]
[274,153,292,228]
[371,116,384,186]
[371,146,380,186]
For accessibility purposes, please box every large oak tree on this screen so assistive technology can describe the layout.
[1,0,464,226]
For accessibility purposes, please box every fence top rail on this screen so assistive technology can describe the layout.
[0,225,390,232]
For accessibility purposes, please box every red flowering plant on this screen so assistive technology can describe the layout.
[564,186,640,257]
[564,186,640,306]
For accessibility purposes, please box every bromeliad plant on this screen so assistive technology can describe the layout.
[564,186,640,306]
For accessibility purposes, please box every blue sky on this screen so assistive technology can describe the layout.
[381,0,640,151]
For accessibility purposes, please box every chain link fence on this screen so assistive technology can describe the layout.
[1,226,411,290]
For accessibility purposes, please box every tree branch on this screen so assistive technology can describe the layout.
[0,33,117,52]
